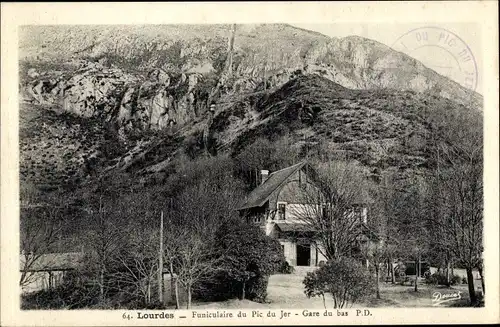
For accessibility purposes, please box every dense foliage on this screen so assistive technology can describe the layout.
[207,220,284,302]
[303,258,374,309]
[19,50,484,308]
[425,273,463,286]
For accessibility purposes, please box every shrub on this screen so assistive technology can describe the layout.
[425,273,462,286]
[194,271,240,302]
[195,220,284,302]
[21,283,100,310]
[246,275,269,303]
[278,260,295,274]
[425,273,439,285]
[303,257,374,309]
[450,275,462,286]
[461,277,467,284]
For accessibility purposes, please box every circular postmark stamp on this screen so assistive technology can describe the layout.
[392,26,478,92]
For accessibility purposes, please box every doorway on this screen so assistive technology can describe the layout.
[296,243,311,266]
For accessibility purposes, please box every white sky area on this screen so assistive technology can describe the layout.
[292,23,483,94]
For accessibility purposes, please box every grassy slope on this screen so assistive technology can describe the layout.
[98,72,479,190]
[20,102,114,191]
[20,72,480,190]
[212,74,469,175]
[18,22,482,188]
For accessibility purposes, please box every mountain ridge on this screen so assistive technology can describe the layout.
[20,24,481,107]
[19,24,483,191]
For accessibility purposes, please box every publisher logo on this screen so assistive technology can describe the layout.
[432,291,462,306]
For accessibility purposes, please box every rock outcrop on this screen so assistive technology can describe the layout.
[21,24,482,115]
[25,62,211,136]
[19,24,483,188]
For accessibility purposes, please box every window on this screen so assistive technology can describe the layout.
[356,208,363,223]
[361,207,368,224]
[253,215,261,223]
[350,206,367,224]
[278,203,286,220]
[322,204,328,219]
[281,244,285,253]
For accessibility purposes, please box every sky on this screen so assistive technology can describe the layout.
[292,23,483,94]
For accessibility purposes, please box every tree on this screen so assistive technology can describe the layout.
[427,102,483,305]
[372,170,405,285]
[361,240,385,299]
[234,136,301,189]
[20,205,66,287]
[430,145,483,304]
[163,211,183,309]
[292,160,373,260]
[392,176,430,292]
[170,224,221,309]
[303,258,374,309]
[159,155,245,308]
[361,178,398,298]
[82,195,124,303]
[111,213,160,306]
[19,183,67,287]
[215,220,283,301]
[168,183,239,308]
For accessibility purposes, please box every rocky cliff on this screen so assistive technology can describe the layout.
[19,24,483,190]
[21,25,481,128]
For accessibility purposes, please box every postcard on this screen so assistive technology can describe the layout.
[1,1,498,326]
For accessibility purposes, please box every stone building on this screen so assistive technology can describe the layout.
[237,161,370,267]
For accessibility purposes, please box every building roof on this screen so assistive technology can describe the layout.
[237,162,307,210]
[20,252,84,272]
[274,222,316,233]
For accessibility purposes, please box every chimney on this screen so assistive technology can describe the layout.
[261,170,269,184]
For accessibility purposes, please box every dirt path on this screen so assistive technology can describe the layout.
[267,273,479,308]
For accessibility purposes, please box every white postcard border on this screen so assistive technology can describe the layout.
[1,2,498,326]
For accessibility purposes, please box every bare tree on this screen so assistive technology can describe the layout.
[292,160,373,260]
[235,136,301,188]
[361,240,385,299]
[19,184,67,287]
[398,176,430,292]
[157,156,244,308]
[111,221,159,305]
[166,173,240,308]
[169,183,232,309]
[83,196,123,303]
[373,171,406,284]
[430,142,483,304]
[362,179,394,298]
[172,230,221,309]
[425,93,483,304]
[163,216,184,309]
[20,206,66,287]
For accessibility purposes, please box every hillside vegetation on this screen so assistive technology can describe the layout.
[18,23,482,194]
[19,24,484,310]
